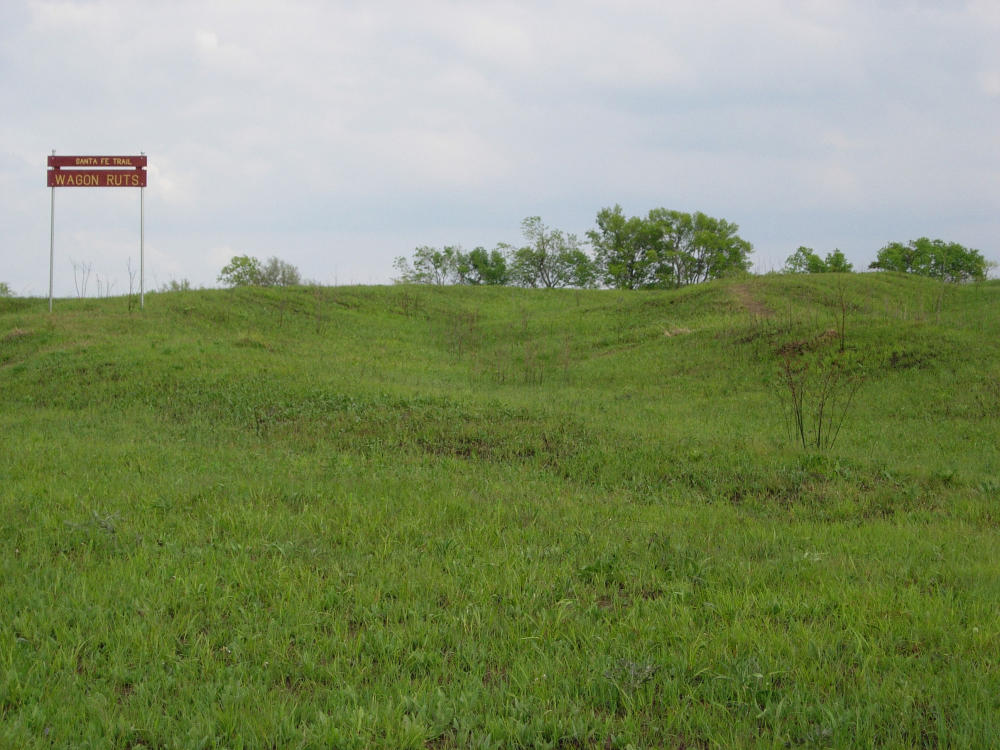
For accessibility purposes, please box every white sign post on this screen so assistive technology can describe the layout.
[47,152,148,311]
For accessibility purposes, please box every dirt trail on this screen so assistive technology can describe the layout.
[731,284,774,317]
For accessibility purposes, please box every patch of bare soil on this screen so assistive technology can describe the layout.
[2,328,32,342]
[731,284,773,317]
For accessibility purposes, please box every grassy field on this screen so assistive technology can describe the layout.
[1,273,998,748]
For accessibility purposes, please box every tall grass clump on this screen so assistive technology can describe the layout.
[778,346,863,451]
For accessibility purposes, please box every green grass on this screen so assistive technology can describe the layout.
[1,274,999,748]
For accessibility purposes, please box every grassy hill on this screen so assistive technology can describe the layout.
[1,274,998,748]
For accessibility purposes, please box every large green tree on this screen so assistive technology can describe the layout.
[678,211,753,285]
[510,217,596,289]
[869,238,987,283]
[587,205,660,289]
[590,206,753,289]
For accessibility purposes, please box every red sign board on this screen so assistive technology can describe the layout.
[48,155,147,168]
[47,154,147,188]
[48,169,147,188]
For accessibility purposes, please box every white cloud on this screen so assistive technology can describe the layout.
[194,28,219,52]
[979,71,1000,97]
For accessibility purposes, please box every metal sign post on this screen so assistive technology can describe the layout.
[140,159,145,309]
[49,152,55,312]
[139,183,146,310]
[46,153,148,311]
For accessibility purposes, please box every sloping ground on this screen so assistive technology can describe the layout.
[1,276,999,748]
[730,282,774,317]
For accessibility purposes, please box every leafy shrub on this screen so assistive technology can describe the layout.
[218,255,301,287]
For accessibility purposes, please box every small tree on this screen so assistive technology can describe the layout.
[218,255,264,287]
[71,259,93,297]
[784,247,828,274]
[784,247,853,274]
[464,246,510,285]
[260,257,301,286]
[159,279,192,292]
[0,282,12,297]
[393,246,461,285]
[511,217,596,289]
[824,249,853,273]
[218,255,301,287]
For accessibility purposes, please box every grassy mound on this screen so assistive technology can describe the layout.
[2,274,999,747]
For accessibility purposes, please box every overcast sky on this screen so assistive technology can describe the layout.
[2,0,998,296]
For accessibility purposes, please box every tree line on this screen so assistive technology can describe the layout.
[392,217,596,289]
[394,207,993,289]
[1,221,990,300]
[394,207,755,290]
[783,239,990,282]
